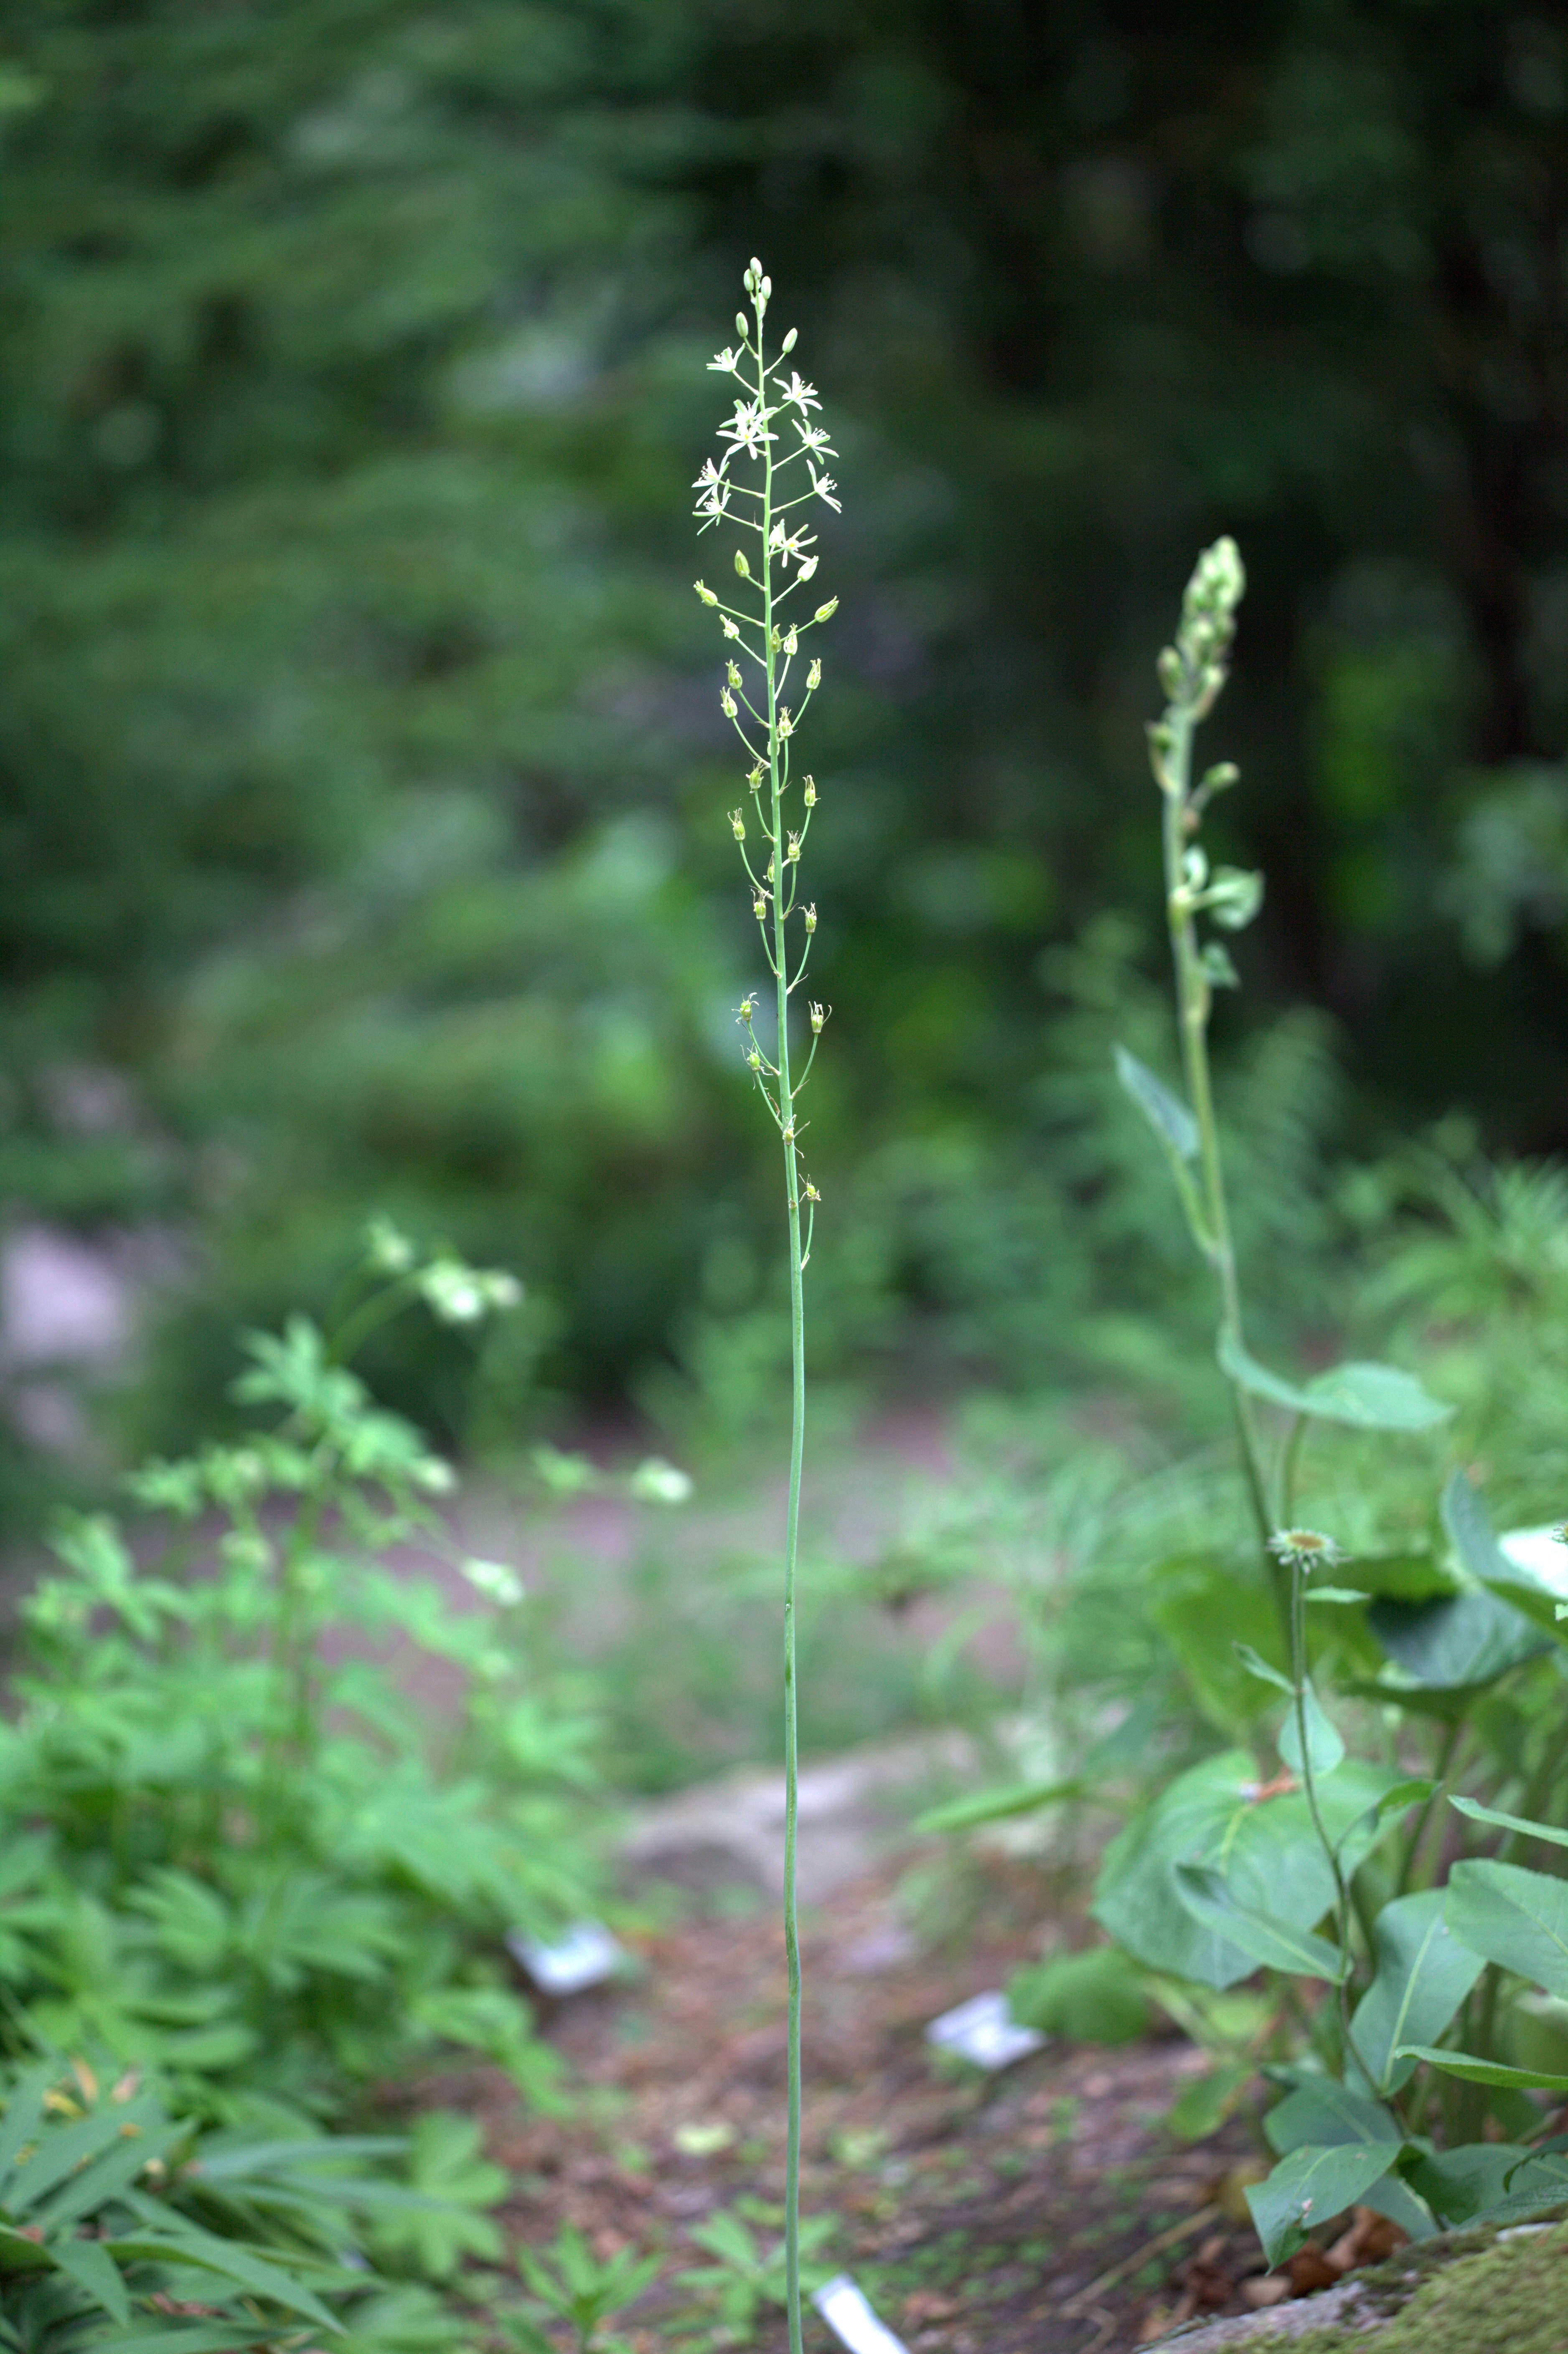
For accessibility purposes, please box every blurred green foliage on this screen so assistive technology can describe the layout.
[0,0,1564,1456]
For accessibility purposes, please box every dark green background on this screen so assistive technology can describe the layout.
[1,0,1564,1452]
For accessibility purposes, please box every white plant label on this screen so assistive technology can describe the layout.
[813,2273,910,2354]
[924,1988,1045,2071]
[506,1919,624,1995]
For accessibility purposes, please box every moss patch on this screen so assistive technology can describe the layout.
[1218,2223,1568,2354]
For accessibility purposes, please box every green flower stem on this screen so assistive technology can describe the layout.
[755,327,806,2354]
[1159,700,1281,1621]
[1289,1560,1373,2089]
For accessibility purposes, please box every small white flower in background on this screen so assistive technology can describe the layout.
[692,457,731,527]
[630,1457,694,1505]
[461,1557,526,1608]
[807,463,841,512]
[707,346,741,374]
[793,420,837,458]
[365,1216,414,1274]
[418,1260,485,1322]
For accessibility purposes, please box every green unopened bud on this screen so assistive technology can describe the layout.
[729,808,745,840]
[737,995,756,1024]
[780,326,798,354]
[736,311,749,339]
[721,615,740,639]
[734,549,750,580]
[807,658,821,690]
[727,659,741,687]
[694,580,717,605]
[1157,646,1183,699]
[814,598,838,623]
[747,1047,762,1068]
[1202,762,1241,794]
[803,775,816,807]
[720,686,737,717]
[753,893,767,921]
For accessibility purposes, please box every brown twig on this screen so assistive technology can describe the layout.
[1061,2203,1222,2318]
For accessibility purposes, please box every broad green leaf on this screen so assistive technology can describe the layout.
[1263,2076,1400,2156]
[1350,1890,1485,2092]
[1174,1864,1346,1981]
[1349,1553,1458,1602]
[1007,1947,1149,2044]
[1150,1555,1287,1736]
[1447,1859,1568,1996]
[47,2234,130,2326]
[1094,1751,1397,1990]
[1246,2142,1399,2269]
[1276,1683,1346,1780]
[1400,2142,1568,2229]
[1367,1588,1547,1691]
[915,1776,1085,1834]
[1217,1334,1451,1430]
[1113,1045,1197,1162]
[1450,1795,1568,1851]
[1395,2044,1568,2092]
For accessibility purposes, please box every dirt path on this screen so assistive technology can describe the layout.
[460,1851,1290,2352]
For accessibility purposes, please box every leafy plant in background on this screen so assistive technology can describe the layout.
[691,256,842,2354]
[507,2222,659,2354]
[677,2201,836,2348]
[1088,547,1568,2267]
[0,2052,473,2350]
[0,1228,621,2335]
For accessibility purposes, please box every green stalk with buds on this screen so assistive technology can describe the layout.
[692,257,841,2354]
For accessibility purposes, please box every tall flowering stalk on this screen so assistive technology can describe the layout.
[692,257,840,2354]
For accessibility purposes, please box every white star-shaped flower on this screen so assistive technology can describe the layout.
[808,463,841,513]
[708,347,742,373]
[716,397,775,470]
[793,419,839,458]
[779,370,821,414]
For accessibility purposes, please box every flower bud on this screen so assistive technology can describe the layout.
[721,615,739,639]
[1157,646,1183,699]
[720,686,737,717]
[814,598,838,623]
[803,776,816,807]
[734,549,750,579]
[798,554,818,582]
[753,893,767,921]
[737,995,755,1023]
[729,808,745,840]
[803,902,817,933]
[784,626,798,655]
[780,327,798,353]
[786,831,801,862]
[777,707,793,738]
[727,659,741,686]
[809,1000,827,1032]
[807,658,821,690]
[736,311,749,339]
[747,1048,762,1069]
[694,580,717,605]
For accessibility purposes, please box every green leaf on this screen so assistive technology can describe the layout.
[1234,1643,1294,1696]
[914,1776,1085,1833]
[1263,2076,1401,2156]
[1174,1864,1346,1981]
[1094,1751,1398,1990]
[1446,1859,1568,1997]
[1443,1471,1568,1640]
[1150,1554,1288,1736]
[1405,2142,1568,2229]
[1334,1779,1436,1870]
[1276,1683,1346,1780]
[1113,1045,1197,1162]
[1350,1891,1485,2093]
[1246,2142,1400,2269]
[1395,2045,1568,2093]
[1200,941,1240,988]
[48,2234,131,2326]
[1007,1947,1150,2044]
[1450,1795,1568,1851]
[1216,1334,1451,1430]
[1367,1588,1547,1691]
[103,2227,341,2331]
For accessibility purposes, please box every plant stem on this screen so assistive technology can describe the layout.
[757,328,805,2354]
[1160,703,1281,1625]
[1290,1560,1372,2087]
